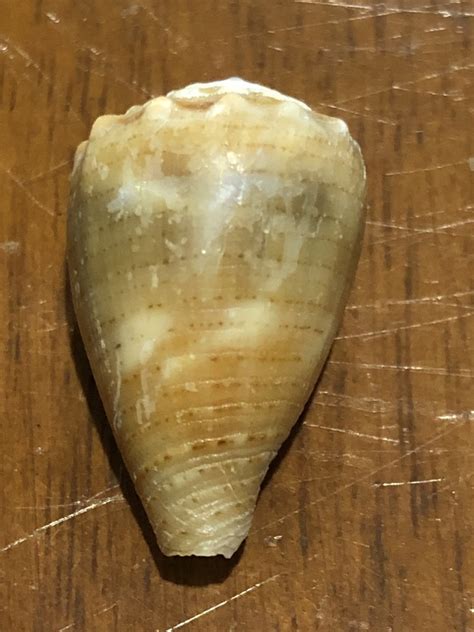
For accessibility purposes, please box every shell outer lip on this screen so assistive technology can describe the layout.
[166,77,313,113]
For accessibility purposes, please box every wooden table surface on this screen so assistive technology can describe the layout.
[1,1,473,630]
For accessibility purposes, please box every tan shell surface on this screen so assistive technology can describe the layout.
[67,79,366,557]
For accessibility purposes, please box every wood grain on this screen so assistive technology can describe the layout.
[0,1,472,630]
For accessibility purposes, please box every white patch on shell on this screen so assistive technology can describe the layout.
[161,300,278,380]
[116,310,172,373]
[149,265,159,288]
[138,366,156,422]
[219,300,278,346]
[97,163,109,180]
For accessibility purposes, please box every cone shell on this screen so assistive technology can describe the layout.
[68,78,366,558]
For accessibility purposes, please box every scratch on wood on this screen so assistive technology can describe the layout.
[0,494,122,554]
[334,85,394,105]
[393,62,474,91]
[294,1,474,18]
[45,11,60,24]
[347,289,474,310]
[436,411,474,423]
[305,423,399,444]
[14,485,120,510]
[336,312,474,341]
[0,37,82,121]
[386,159,470,177]
[320,101,396,126]
[393,86,467,102]
[164,574,281,631]
[256,11,386,38]
[59,601,118,631]
[0,37,51,82]
[367,219,474,237]
[94,601,118,617]
[76,62,152,99]
[337,61,474,107]
[294,0,371,9]
[257,424,459,532]
[312,391,393,414]
[327,360,472,379]
[25,160,72,184]
[374,478,443,488]
[1,167,55,216]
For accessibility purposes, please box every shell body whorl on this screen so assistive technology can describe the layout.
[68,78,366,557]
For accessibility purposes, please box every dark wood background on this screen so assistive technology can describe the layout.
[1,1,473,630]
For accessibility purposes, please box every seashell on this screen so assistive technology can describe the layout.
[68,78,366,558]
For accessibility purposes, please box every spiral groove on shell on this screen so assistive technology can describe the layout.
[68,78,366,557]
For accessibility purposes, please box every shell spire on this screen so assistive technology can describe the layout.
[68,78,366,557]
